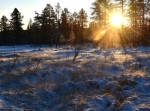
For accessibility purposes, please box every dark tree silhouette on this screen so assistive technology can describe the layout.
[72,11,79,43]
[0,16,10,45]
[78,8,88,44]
[0,16,9,31]
[34,4,56,45]
[10,8,24,45]
[27,18,33,44]
[128,0,150,46]
[60,8,70,41]
[0,1,149,46]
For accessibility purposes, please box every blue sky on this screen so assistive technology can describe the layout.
[0,0,93,29]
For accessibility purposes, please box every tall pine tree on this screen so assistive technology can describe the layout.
[78,8,88,44]
[0,16,9,45]
[10,8,23,45]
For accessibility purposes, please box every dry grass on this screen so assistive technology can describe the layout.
[0,46,150,110]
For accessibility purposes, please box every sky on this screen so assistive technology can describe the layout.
[0,0,94,30]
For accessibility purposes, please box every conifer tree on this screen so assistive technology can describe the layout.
[0,16,9,45]
[78,8,88,44]
[10,8,24,45]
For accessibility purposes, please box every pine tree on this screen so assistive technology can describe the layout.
[60,8,70,41]
[91,1,102,27]
[27,18,33,44]
[1,16,9,31]
[10,8,24,45]
[0,16,9,45]
[34,4,56,45]
[72,12,79,43]
[90,0,111,28]
[78,8,88,45]
[45,4,56,45]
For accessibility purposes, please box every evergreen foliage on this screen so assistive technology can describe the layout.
[0,1,150,46]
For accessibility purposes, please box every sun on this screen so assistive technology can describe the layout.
[110,13,123,27]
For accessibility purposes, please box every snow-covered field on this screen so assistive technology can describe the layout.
[0,45,150,111]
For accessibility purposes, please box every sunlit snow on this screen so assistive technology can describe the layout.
[0,44,150,110]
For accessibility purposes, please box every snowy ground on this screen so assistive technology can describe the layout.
[0,44,150,111]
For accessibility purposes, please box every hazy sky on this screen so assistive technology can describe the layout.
[0,0,94,29]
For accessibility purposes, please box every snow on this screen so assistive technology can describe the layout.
[0,44,150,110]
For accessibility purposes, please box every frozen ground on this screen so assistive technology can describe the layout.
[0,45,150,111]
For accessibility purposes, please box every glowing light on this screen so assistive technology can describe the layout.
[110,13,123,27]
[93,30,106,41]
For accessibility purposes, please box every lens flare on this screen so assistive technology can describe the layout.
[110,13,123,27]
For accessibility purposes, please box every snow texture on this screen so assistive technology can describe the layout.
[0,45,150,111]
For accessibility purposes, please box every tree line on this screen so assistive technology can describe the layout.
[0,0,150,47]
